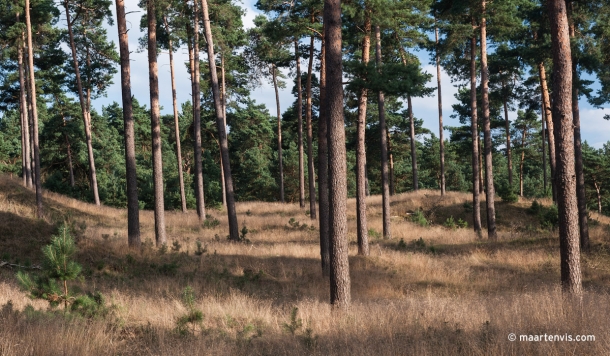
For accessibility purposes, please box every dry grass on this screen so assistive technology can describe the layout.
[2,174,610,355]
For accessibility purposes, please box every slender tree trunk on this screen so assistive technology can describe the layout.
[18,30,32,189]
[200,0,239,241]
[356,12,371,256]
[388,137,394,195]
[325,0,350,308]
[25,0,42,218]
[408,95,418,191]
[542,107,547,194]
[503,84,513,188]
[272,64,285,203]
[520,128,526,197]
[66,135,75,187]
[547,0,582,296]
[480,1,497,239]
[306,34,317,219]
[594,182,601,214]
[190,1,206,221]
[220,53,227,207]
[25,50,35,188]
[478,133,484,193]
[539,62,557,202]
[147,0,167,247]
[470,29,482,235]
[318,35,330,276]
[164,17,187,213]
[375,25,391,239]
[64,0,100,206]
[435,21,445,196]
[296,40,305,209]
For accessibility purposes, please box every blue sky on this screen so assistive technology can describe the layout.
[95,0,610,149]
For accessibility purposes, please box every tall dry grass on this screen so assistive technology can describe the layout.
[1,174,610,355]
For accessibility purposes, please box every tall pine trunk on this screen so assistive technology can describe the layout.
[356,11,371,256]
[306,34,317,219]
[408,95,418,191]
[519,128,526,197]
[25,49,35,188]
[503,82,513,189]
[220,53,227,207]
[164,17,187,213]
[470,27,482,235]
[547,0,582,296]
[18,29,32,189]
[325,0,350,308]
[64,0,100,206]
[147,0,167,247]
[375,25,391,239]
[200,0,239,241]
[480,1,497,239]
[116,0,140,247]
[273,64,285,203]
[542,108,547,193]
[25,0,42,218]
[296,40,305,209]
[435,21,445,195]
[318,36,330,275]
[538,62,557,202]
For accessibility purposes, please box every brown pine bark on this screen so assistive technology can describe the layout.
[164,16,187,213]
[470,28,482,235]
[435,21,445,196]
[480,1,497,239]
[296,40,305,209]
[64,0,100,206]
[147,0,167,247]
[273,64,285,203]
[65,135,75,187]
[408,95,418,191]
[116,0,140,248]
[318,36,330,276]
[519,128,526,197]
[547,0,582,296]
[306,34,317,219]
[594,182,602,214]
[325,0,350,307]
[542,108,547,193]
[24,48,35,188]
[17,29,32,189]
[200,0,240,241]
[503,83,513,188]
[356,12,371,256]
[375,25,391,239]
[538,62,557,202]
[220,53,227,207]
[191,0,206,222]
[24,0,42,218]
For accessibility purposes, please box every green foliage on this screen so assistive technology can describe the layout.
[203,216,221,229]
[496,184,518,203]
[195,240,207,256]
[283,307,303,335]
[410,209,429,227]
[368,228,381,239]
[175,286,204,336]
[444,216,468,229]
[527,201,559,230]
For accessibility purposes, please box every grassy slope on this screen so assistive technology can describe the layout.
[1,174,610,355]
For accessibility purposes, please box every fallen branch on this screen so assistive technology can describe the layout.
[0,261,41,270]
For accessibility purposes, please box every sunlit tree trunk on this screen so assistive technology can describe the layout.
[296,40,305,209]
[306,33,317,219]
[502,81,513,188]
[470,24,482,235]
[318,36,330,276]
[17,27,32,189]
[273,64,285,203]
[539,62,557,202]
[375,25,391,239]
[435,20,445,195]
[220,53,227,207]
[408,95,418,191]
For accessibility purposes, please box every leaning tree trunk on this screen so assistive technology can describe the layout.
[147,0,167,247]
[470,28,482,235]
[200,0,239,241]
[539,62,557,202]
[318,35,330,276]
[547,0,582,296]
[480,1,497,240]
[190,0,206,221]
[296,40,305,209]
[272,64,285,203]
[435,21,445,195]
[164,16,187,213]
[375,25,391,239]
[24,0,42,218]
[408,95,418,191]
[17,29,32,189]
[355,11,371,256]
[220,53,227,207]
[64,0,100,206]
[306,33,317,219]
[325,0,351,308]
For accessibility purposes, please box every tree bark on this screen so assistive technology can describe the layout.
[503,83,513,188]
[318,35,330,275]
[325,0,350,308]
[200,0,240,241]
[470,30,482,235]
[65,135,75,187]
[408,95,418,191]
[296,40,305,209]
[538,62,557,202]
[220,53,227,207]
[25,0,42,218]
[147,0,167,247]
[520,128,526,197]
[480,1,497,239]
[306,34,317,219]
[64,0,100,206]
[375,25,391,239]
[356,12,371,256]
[24,47,35,188]
[542,108,547,193]
[435,20,445,196]
[547,0,582,296]
[164,16,187,213]
[18,29,32,189]
[190,0,206,222]
[116,0,141,248]
[273,64,285,203]
[594,182,601,214]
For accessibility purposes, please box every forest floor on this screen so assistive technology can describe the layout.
[1,174,610,355]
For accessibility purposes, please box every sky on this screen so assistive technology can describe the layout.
[94,0,610,149]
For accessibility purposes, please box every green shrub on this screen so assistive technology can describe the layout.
[410,209,429,227]
[175,286,203,336]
